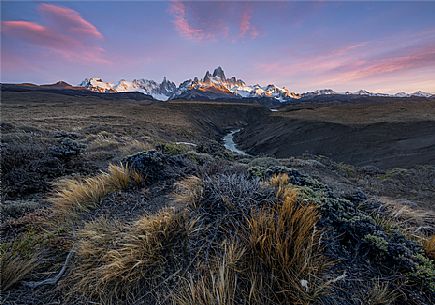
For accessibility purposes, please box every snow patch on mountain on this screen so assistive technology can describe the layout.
[79,68,433,102]
[79,77,176,100]
[302,88,434,98]
[173,67,300,102]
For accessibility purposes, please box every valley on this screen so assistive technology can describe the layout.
[1,89,434,305]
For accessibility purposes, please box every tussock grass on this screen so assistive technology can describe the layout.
[173,174,327,305]
[173,241,242,305]
[245,185,325,304]
[51,164,143,218]
[423,235,435,260]
[0,230,43,290]
[66,209,195,304]
[61,173,327,304]
[0,252,38,290]
[365,279,398,305]
[378,197,435,236]
[174,176,204,207]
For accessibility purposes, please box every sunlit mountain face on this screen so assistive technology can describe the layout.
[79,67,302,102]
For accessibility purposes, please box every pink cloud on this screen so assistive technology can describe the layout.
[1,3,106,63]
[169,1,211,41]
[39,3,103,39]
[240,9,258,39]
[326,44,435,83]
[169,1,259,42]
[256,33,435,91]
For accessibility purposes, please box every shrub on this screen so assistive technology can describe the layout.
[156,142,191,155]
[364,234,389,254]
[410,254,435,292]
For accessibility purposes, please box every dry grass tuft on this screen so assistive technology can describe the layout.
[270,173,290,199]
[365,279,398,305]
[173,241,243,305]
[173,174,327,305]
[423,235,435,260]
[173,176,204,207]
[246,185,325,304]
[66,209,195,304]
[0,229,45,290]
[0,252,38,290]
[377,197,435,237]
[62,173,327,304]
[51,164,142,218]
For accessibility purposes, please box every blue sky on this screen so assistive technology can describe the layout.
[1,1,435,93]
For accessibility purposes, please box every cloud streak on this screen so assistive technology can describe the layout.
[239,9,258,39]
[1,3,105,63]
[169,1,211,41]
[256,32,435,91]
[39,3,103,39]
[169,1,259,42]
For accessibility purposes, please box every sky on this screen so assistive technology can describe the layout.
[1,1,435,93]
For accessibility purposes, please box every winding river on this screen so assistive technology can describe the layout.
[223,129,249,155]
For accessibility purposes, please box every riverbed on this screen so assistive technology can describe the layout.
[223,129,248,155]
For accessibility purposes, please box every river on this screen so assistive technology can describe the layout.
[223,129,249,155]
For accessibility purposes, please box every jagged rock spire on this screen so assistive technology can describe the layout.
[212,66,226,80]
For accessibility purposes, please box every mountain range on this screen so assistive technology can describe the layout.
[79,67,302,102]
[79,67,434,102]
[4,66,433,103]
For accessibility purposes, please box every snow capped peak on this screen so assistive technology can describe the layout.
[79,77,114,93]
[79,77,176,100]
[174,67,300,102]
[302,89,337,97]
[411,91,433,98]
[302,89,433,98]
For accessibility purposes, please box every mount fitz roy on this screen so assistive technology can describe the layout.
[79,66,434,102]
[79,66,299,102]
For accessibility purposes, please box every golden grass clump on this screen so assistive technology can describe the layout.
[423,235,435,260]
[173,176,204,207]
[51,164,142,217]
[246,186,325,304]
[173,241,243,305]
[0,252,38,290]
[66,209,195,304]
[173,174,327,305]
[63,217,124,299]
[0,229,43,290]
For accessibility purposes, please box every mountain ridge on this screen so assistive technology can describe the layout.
[78,67,434,102]
[3,67,433,102]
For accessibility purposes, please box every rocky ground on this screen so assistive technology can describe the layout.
[1,92,434,304]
